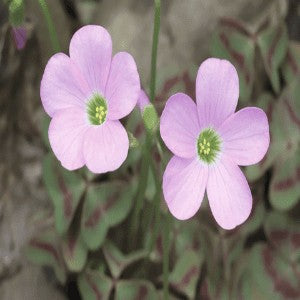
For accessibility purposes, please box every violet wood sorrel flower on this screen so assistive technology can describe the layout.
[40,25,140,173]
[160,58,270,229]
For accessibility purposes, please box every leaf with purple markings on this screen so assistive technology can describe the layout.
[282,42,300,84]
[246,84,300,182]
[248,243,300,299]
[169,249,202,299]
[62,232,88,272]
[211,18,255,102]
[43,154,85,235]
[81,180,135,250]
[78,269,113,300]
[264,212,300,260]
[103,241,147,279]
[155,65,197,109]
[257,23,288,94]
[25,228,66,284]
[115,280,158,300]
[270,147,300,211]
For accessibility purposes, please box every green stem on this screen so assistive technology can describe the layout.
[130,134,151,241]
[131,0,161,243]
[145,159,161,252]
[163,213,170,300]
[149,0,161,102]
[37,0,60,52]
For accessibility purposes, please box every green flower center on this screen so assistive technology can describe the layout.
[87,94,107,125]
[197,128,221,164]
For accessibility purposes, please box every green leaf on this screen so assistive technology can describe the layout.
[25,228,66,284]
[155,65,197,108]
[42,154,85,235]
[78,269,113,300]
[270,147,300,211]
[264,212,300,260]
[102,241,147,279]
[81,180,135,250]
[115,280,158,300]
[246,83,300,182]
[211,19,255,102]
[248,243,300,299]
[62,232,88,272]
[257,23,288,93]
[169,249,202,299]
[282,42,300,84]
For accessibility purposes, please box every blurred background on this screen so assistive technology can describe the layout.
[0,0,299,299]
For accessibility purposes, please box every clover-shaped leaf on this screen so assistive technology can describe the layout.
[43,154,85,235]
[25,228,66,284]
[103,241,147,279]
[169,249,202,299]
[62,231,88,273]
[282,42,300,84]
[257,23,288,94]
[270,147,300,211]
[264,212,300,261]
[248,243,300,299]
[115,280,158,300]
[81,180,135,250]
[78,269,113,300]
[211,18,255,102]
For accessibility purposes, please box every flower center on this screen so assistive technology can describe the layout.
[87,94,107,125]
[197,128,221,164]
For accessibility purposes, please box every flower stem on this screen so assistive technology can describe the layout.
[130,134,151,243]
[149,0,161,103]
[163,213,170,300]
[130,0,161,243]
[37,0,60,52]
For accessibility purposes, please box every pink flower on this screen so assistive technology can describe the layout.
[41,25,140,173]
[160,58,269,229]
[12,26,27,50]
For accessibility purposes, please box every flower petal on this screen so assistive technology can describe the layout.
[41,53,89,117]
[69,25,112,95]
[207,158,252,229]
[105,52,140,120]
[196,58,239,128]
[218,107,270,166]
[83,120,129,173]
[160,93,200,158]
[163,156,208,220]
[49,107,89,170]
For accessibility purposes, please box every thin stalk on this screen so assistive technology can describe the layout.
[130,0,161,243]
[37,0,60,52]
[130,134,151,241]
[149,0,161,102]
[163,213,170,300]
